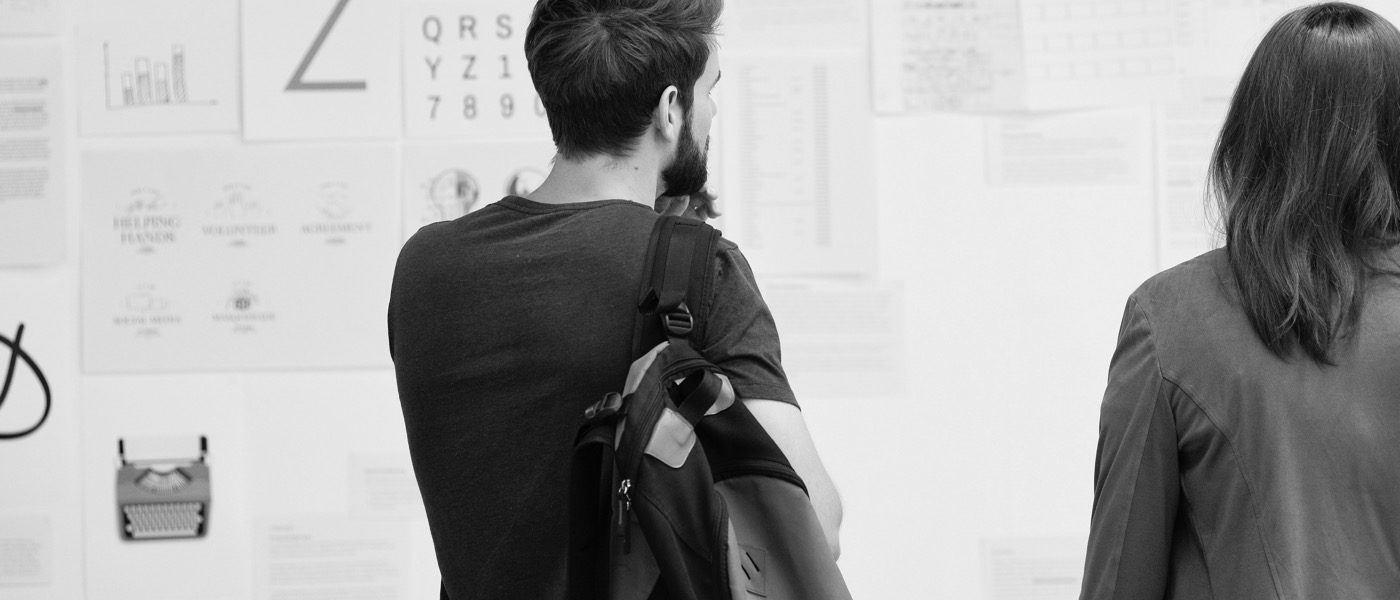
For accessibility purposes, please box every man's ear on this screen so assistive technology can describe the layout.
[652,84,683,144]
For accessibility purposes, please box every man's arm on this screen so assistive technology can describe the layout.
[744,398,843,560]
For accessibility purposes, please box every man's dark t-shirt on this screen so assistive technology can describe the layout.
[388,196,797,600]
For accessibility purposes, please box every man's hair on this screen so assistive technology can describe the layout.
[525,0,722,159]
[1209,1,1400,364]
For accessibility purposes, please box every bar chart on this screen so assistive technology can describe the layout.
[102,42,215,110]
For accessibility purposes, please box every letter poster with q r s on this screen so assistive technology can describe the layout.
[402,0,550,141]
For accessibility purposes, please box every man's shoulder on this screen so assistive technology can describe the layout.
[402,219,453,250]
[715,234,738,254]
[710,233,756,277]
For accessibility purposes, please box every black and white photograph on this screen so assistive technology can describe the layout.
[2,0,1399,599]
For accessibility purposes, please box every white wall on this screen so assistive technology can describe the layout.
[3,1,1399,599]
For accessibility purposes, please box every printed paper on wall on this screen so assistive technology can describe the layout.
[718,52,877,277]
[0,41,64,266]
[722,0,867,51]
[984,106,1152,188]
[0,516,51,587]
[254,518,411,600]
[76,0,240,135]
[1154,77,1230,269]
[402,0,550,141]
[80,144,401,373]
[871,0,1177,114]
[759,280,906,398]
[242,0,401,140]
[981,537,1084,600]
[79,384,250,600]
[0,0,62,36]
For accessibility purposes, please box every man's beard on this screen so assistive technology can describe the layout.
[661,118,710,198]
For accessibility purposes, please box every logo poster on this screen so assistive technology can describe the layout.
[80,145,400,373]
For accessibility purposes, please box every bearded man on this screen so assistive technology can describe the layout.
[388,2,841,598]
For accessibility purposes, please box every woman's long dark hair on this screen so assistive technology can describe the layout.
[1210,2,1400,364]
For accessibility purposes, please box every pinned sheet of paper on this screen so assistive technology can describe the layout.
[1017,0,1176,111]
[981,536,1084,600]
[401,0,550,141]
[79,384,250,600]
[0,41,64,266]
[0,0,62,35]
[254,518,411,600]
[871,0,1024,114]
[0,515,51,587]
[718,52,877,277]
[758,280,905,398]
[984,106,1152,188]
[75,0,240,135]
[348,454,425,520]
[242,0,401,140]
[80,145,400,372]
[871,0,1177,114]
[1153,76,1231,269]
[722,0,868,51]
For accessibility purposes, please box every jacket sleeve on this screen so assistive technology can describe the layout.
[1080,295,1180,600]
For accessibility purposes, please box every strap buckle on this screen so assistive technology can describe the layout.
[585,392,624,420]
[663,303,694,338]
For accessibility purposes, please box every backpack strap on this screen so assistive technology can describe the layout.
[634,216,723,427]
[632,216,721,357]
[569,215,719,600]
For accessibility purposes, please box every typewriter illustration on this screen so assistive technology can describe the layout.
[116,436,210,540]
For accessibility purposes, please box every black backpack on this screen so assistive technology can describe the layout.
[567,216,852,600]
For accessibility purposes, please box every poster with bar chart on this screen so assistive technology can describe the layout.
[77,0,239,135]
[104,43,216,110]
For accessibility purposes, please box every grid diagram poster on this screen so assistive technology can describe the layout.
[243,0,401,140]
[871,0,1177,114]
[80,145,400,373]
[76,0,240,135]
[402,0,551,140]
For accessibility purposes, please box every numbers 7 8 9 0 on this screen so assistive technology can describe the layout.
[425,92,545,120]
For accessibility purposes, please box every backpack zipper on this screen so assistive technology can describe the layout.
[612,349,712,555]
[616,478,633,554]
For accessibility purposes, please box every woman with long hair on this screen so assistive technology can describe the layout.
[1080,3,1400,598]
